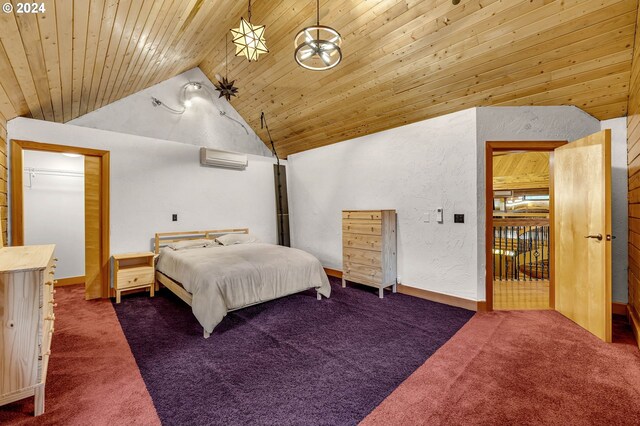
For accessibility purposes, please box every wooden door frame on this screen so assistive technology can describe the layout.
[10,139,111,299]
[485,140,566,311]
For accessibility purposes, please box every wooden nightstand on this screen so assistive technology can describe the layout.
[112,252,155,303]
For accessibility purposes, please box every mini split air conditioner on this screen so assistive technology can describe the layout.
[199,147,248,170]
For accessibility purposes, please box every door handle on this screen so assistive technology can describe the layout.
[606,235,616,241]
[584,234,603,241]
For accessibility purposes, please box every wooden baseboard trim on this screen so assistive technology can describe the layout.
[612,302,628,316]
[628,305,640,350]
[55,276,85,287]
[325,267,480,311]
[397,284,478,311]
[324,268,342,279]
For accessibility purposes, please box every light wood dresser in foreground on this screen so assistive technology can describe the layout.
[113,252,155,303]
[342,210,397,298]
[0,244,56,416]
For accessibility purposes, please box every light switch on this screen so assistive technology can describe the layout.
[172,214,178,222]
[422,212,430,223]
[436,208,444,223]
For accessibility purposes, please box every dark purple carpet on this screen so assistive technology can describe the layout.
[113,277,474,425]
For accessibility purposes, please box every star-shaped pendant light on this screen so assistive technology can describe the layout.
[214,77,239,101]
[231,1,268,62]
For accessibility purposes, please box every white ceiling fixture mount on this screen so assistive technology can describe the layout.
[294,0,342,71]
[231,0,269,62]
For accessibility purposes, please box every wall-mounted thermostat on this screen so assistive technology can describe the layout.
[436,208,444,223]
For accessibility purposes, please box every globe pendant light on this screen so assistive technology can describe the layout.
[294,0,342,71]
[231,0,268,62]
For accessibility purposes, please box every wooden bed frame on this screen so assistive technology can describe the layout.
[153,228,323,338]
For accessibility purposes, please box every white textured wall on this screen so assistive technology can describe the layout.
[289,106,614,302]
[601,117,629,303]
[23,151,84,279]
[476,106,602,300]
[8,118,282,255]
[288,109,479,300]
[69,67,272,157]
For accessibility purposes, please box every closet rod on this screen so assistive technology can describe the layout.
[24,167,84,178]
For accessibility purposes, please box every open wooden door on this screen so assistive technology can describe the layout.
[554,130,612,342]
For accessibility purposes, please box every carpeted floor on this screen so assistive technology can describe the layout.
[3,280,640,426]
[0,285,160,425]
[362,310,640,425]
[112,277,475,425]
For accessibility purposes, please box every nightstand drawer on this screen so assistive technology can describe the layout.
[116,267,154,290]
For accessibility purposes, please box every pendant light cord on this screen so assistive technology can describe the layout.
[316,0,319,25]
[225,32,229,79]
[248,0,252,22]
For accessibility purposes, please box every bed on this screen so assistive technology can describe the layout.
[154,229,331,338]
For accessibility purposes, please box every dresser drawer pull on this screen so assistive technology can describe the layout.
[49,301,58,308]
[45,315,55,321]
[48,271,55,275]
[53,258,59,262]
[45,281,53,286]
[51,265,57,269]
[53,289,57,294]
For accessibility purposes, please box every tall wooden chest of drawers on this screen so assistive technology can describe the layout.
[0,244,57,416]
[342,210,397,298]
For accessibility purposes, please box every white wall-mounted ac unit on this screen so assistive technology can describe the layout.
[199,147,248,170]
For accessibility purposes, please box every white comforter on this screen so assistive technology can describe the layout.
[156,243,331,334]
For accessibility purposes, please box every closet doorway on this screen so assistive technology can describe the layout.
[10,140,110,300]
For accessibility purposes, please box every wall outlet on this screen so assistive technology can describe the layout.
[172,214,178,222]
[454,214,464,223]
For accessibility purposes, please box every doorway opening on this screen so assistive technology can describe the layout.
[10,140,110,300]
[485,141,566,311]
[23,150,85,285]
[492,151,551,310]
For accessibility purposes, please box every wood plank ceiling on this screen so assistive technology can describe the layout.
[0,0,637,158]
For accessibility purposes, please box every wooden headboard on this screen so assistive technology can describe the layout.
[154,228,249,254]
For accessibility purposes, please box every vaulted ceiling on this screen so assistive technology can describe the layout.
[0,0,637,158]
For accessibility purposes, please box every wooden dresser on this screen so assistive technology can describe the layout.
[342,210,397,298]
[0,244,56,416]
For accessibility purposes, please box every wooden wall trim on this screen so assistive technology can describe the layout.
[626,6,640,350]
[325,267,480,310]
[327,268,623,315]
[55,276,85,287]
[324,268,342,279]
[9,141,23,245]
[612,302,629,316]
[397,284,479,311]
[628,305,640,350]
[10,140,111,299]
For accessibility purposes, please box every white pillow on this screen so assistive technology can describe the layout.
[215,233,259,246]
[167,239,216,250]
